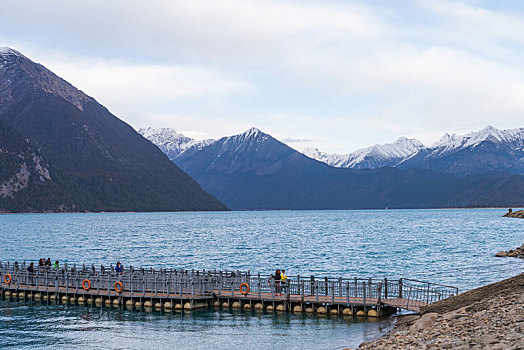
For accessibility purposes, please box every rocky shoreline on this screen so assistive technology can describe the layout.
[358,273,524,349]
[503,209,524,218]
[495,243,524,259]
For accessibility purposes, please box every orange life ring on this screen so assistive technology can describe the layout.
[240,283,249,295]
[82,279,91,291]
[4,274,11,284]
[114,281,123,293]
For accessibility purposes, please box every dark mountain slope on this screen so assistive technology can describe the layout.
[0,120,88,212]
[175,128,524,210]
[399,139,524,176]
[0,47,227,212]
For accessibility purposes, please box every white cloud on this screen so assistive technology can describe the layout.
[1,0,524,153]
[34,55,251,128]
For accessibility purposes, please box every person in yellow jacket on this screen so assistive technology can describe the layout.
[280,269,288,294]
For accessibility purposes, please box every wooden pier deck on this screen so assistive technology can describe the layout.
[1,261,458,317]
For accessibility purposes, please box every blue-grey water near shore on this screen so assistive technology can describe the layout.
[1,209,523,349]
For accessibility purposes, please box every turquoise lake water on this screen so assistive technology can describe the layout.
[1,209,523,349]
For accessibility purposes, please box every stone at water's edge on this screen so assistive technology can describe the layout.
[359,274,524,349]
[503,209,524,218]
[414,313,438,331]
[495,243,524,259]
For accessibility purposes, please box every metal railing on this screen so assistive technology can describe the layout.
[0,261,458,308]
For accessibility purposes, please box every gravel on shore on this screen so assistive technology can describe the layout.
[358,273,524,349]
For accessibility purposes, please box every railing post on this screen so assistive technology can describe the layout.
[399,278,403,298]
[362,281,366,304]
[384,278,388,299]
[377,281,382,304]
[258,273,261,299]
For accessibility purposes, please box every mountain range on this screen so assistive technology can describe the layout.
[0,47,227,212]
[304,126,524,176]
[2,47,522,212]
[140,127,524,210]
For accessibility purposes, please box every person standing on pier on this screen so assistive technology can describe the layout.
[27,262,35,284]
[280,269,287,294]
[115,262,123,274]
[275,269,281,295]
[54,260,60,270]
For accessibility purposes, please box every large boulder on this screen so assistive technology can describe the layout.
[414,312,439,331]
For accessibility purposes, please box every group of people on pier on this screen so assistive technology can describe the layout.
[27,259,60,272]
[269,269,288,295]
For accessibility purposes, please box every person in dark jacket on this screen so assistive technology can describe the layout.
[274,269,281,295]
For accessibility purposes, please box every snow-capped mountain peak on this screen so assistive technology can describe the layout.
[303,148,349,167]
[138,127,214,160]
[243,127,261,137]
[303,136,425,168]
[223,127,269,144]
[0,47,22,57]
[432,126,524,150]
[139,127,190,143]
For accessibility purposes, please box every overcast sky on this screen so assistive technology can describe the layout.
[2,0,524,153]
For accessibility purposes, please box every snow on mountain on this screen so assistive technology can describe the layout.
[304,137,425,168]
[304,126,524,171]
[302,148,350,167]
[138,127,214,160]
[143,124,524,175]
[219,127,268,146]
[431,126,524,153]
[0,47,21,56]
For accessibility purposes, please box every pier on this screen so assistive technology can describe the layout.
[0,261,458,317]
